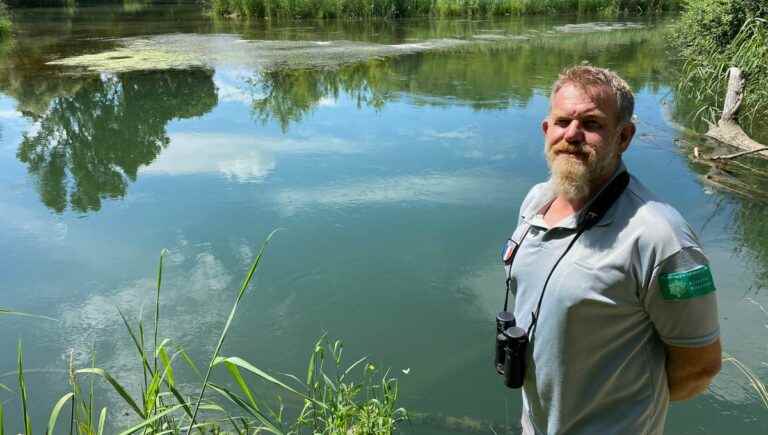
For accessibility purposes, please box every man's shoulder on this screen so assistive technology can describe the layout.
[622,176,700,251]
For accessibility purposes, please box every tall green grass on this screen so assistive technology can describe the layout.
[208,0,680,19]
[1,232,406,434]
[673,0,768,128]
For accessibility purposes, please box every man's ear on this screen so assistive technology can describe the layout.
[617,122,636,152]
[542,119,549,135]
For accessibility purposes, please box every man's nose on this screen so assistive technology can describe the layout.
[564,120,584,144]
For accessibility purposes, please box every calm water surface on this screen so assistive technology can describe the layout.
[1,4,767,434]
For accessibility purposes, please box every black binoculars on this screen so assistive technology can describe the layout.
[495,310,528,389]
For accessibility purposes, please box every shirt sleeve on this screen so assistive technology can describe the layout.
[643,246,720,347]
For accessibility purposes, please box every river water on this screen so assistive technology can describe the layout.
[1,4,767,434]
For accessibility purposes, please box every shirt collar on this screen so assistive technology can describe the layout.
[523,161,628,230]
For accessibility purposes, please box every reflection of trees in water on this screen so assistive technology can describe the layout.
[248,26,669,131]
[249,60,396,132]
[16,69,218,213]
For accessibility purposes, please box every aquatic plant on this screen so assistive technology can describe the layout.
[207,0,680,19]
[0,233,406,434]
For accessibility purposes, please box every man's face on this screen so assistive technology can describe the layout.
[542,83,634,201]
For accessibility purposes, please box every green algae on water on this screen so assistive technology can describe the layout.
[47,41,203,73]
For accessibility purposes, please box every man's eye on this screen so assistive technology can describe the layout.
[583,120,601,130]
[555,120,571,127]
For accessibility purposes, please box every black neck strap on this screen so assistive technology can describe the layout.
[578,171,630,231]
[504,170,630,336]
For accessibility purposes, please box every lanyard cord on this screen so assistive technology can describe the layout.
[526,227,584,338]
[505,171,631,339]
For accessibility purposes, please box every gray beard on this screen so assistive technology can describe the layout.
[547,154,619,202]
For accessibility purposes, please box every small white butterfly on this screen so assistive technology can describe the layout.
[401,368,411,375]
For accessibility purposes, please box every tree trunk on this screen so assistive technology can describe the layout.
[706,67,768,157]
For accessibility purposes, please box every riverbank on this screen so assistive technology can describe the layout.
[674,0,767,132]
[209,0,681,19]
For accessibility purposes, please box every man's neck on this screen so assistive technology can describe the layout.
[543,171,616,228]
[543,196,582,228]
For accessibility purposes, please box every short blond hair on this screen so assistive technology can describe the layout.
[551,66,635,125]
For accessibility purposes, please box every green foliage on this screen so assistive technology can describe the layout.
[674,0,768,127]
[0,1,11,39]
[0,237,406,434]
[207,0,679,18]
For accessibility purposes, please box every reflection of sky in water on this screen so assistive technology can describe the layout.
[1,20,767,434]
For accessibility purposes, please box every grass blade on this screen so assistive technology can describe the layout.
[116,403,185,435]
[158,347,175,387]
[18,341,32,435]
[341,356,367,382]
[0,308,58,322]
[224,363,259,412]
[185,229,280,435]
[179,349,203,381]
[213,356,322,406]
[154,249,167,375]
[47,392,74,435]
[206,383,283,434]
[75,368,145,419]
[97,408,107,435]
[0,402,4,435]
[116,308,153,379]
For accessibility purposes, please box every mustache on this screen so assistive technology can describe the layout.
[548,141,592,156]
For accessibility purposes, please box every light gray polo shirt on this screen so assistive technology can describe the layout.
[506,163,720,435]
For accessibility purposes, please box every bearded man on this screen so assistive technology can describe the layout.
[503,66,721,435]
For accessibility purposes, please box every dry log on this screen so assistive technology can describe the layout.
[706,67,768,157]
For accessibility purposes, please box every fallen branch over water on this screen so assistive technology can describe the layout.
[688,67,768,199]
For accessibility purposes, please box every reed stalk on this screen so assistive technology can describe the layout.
[2,230,406,434]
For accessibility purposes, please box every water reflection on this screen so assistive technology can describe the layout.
[0,18,672,214]
[247,25,669,130]
[15,69,217,213]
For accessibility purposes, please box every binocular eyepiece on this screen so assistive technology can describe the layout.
[495,311,528,389]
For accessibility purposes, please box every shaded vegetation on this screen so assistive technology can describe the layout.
[208,0,680,19]
[0,1,11,39]
[0,243,407,434]
[673,0,768,131]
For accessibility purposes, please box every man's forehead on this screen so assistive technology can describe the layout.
[549,83,616,118]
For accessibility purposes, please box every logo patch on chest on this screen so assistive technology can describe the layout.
[659,265,716,300]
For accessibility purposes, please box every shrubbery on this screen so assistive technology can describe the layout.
[0,1,11,39]
[674,0,768,125]
[208,0,680,19]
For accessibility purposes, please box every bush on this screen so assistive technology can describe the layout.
[674,0,768,126]
[207,0,680,18]
[0,1,11,39]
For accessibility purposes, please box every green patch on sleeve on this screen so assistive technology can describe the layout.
[659,265,716,300]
